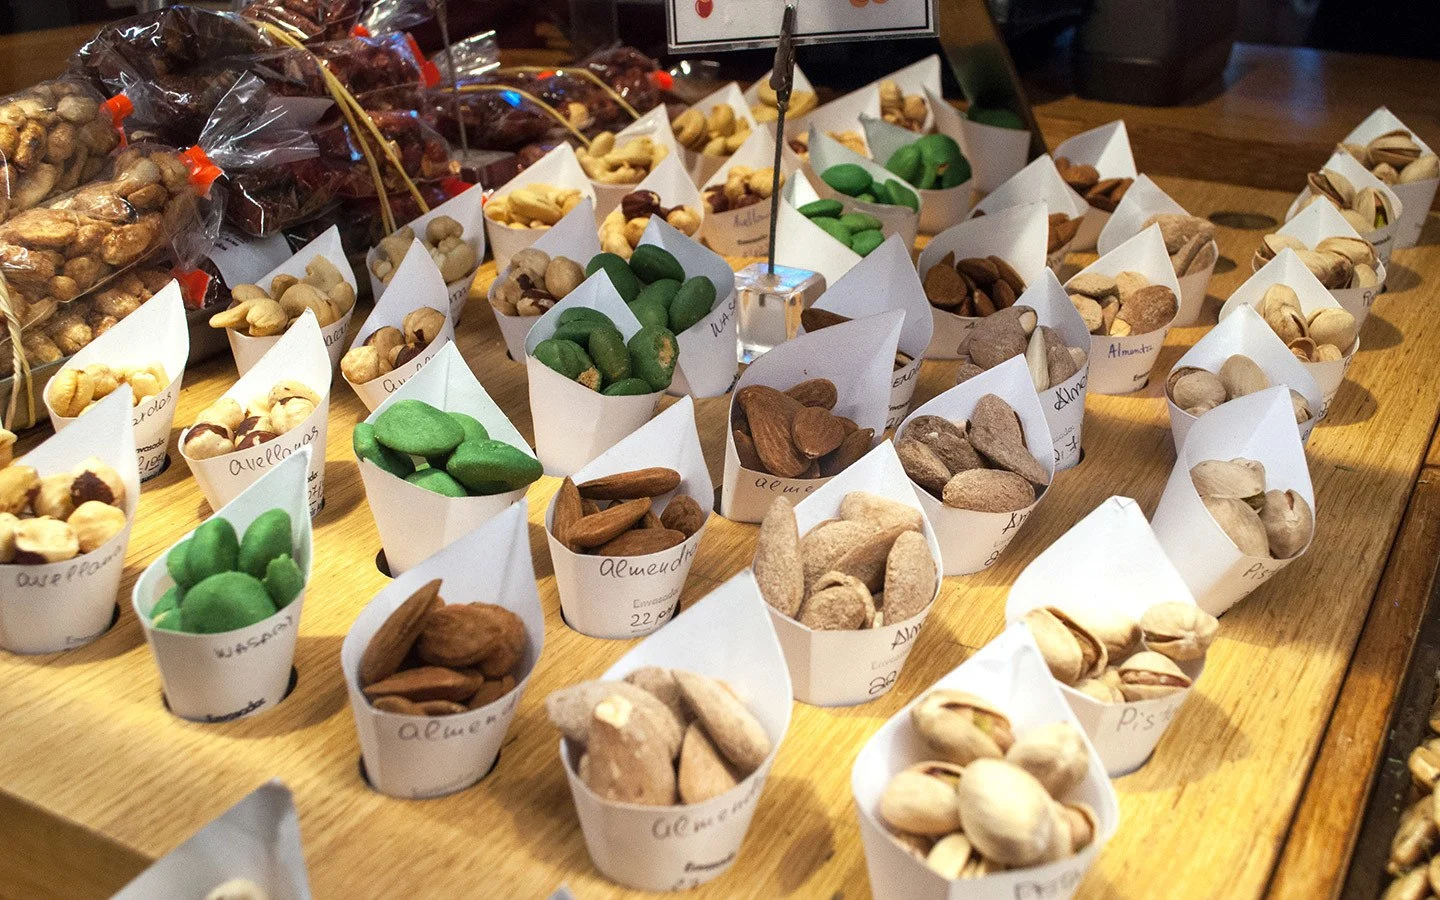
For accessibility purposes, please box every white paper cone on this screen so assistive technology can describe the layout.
[861,111,974,235]
[809,129,920,249]
[1008,271,1092,471]
[341,503,542,798]
[0,388,138,654]
[547,397,712,639]
[1343,107,1437,249]
[1150,387,1315,616]
[1006,496,1205,775]
[676,83,759,186]
[367,185,487,323]
[1166,306,1324,449]
[589,106,682,222]
[43,281,188,480]
[357,343,534,575]
[226,226,358,375]
[1266,201,1387,329]
[853,624,1119,900]
[956,108,1032,194]
[1285,150,1404,265]
[1219,249,1359,414]
[1071,225,1181,394]
[742,63,816,121]
[345,241,455,411]
[183,312,332,517]
[899,357,1054,576]
[488,197,602,362]
[805,235,934,430]
[524,272,662,476]
[774,176,862,287]
[1097,175,1217,326]
[560,570,793,891]
[1053,121,1138,252]
[772,441,943,706]
[794,55,942,144]
[916,202,1050,359]
[971,155,1087,276]
[699,127,794,257]
[112,781,310,900]
[720,310,902,523]
[598,152,706,248]
[482,145,595,273]
[635,216,738,398]
[133,448,314,721]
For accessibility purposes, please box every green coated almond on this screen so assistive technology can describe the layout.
[797,199,844,218]
[167,538,192,589]
[354,421,415,480]
[668,276,717,334]
[448,412,489,444]
[153,608,184,631]
[812,216,853,246]
[588,327,631,384]
[851,229,886,257]
[557,307,613,326]
[446,439,543,492]
[585,253,641,302]
[179,572,277,634]
[635,279,682,310]
[885,144,922,184]
[263,554,305,608]
[630,245,685,284]
[375,399,466,457]
[839,212,882,232]
[151,585,181,620]
[821,163,873,197]
[405,467,469,498]
[628,299,670,331]
[602,377,654,396]
[627,325,679,391]
[883,179,920,211]
[238,509,293,580]
[187,517,239,585]
[534,339,602,389]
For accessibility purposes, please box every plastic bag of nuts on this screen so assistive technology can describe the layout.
[0,79,123,223]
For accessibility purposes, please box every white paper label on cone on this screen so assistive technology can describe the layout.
[636,216,739,398]
[346,240,455,411]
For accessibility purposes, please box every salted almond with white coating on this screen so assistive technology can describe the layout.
[674,670,771,773]
[800,519,877,589]
[585,694,678,805]
[832,524,910,592]
[942,469,1034,513]
[754,496,804,617]
[678,722,740,803]
[798,575,872,630]
[883,531,935,624]
[839,491,924,533]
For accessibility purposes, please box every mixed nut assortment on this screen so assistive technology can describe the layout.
[209,256,356,337]
[1167,355,1312,424]
[884,134,970,191]
[671,104,752,157]
[0,79,121,221]
[1055,156,1132,212]
[955,305,1087,392]
[1253,233,1380,290]
[577,131,669,185]
[878,80,927,132]
[922,252,1027,316]
[369,216,476,285]
[0,453,127,563]
[1254,283,1357,362]
[150,509,302,633]
[702,165,777,214]
[1296,168,1396,234]
[483,184,583,230]
[1066,271,1179,337]
[749,81,817,123]
[533,307,677,395]
[1339,129,1439,186]
[599,190,701,258]
[731,380,874,479]
[47,360,169,416]
[897,394,1049,514]
[1192,458,1314,559]
[1023,602,1218,702]
[547,666,772,806]
[1143,213,1217,277]
[339,307,445,384]
[552,467,705,557]
[488,249,585,318]
[754,491,936,630]
[879,693,1097,877]
[795,199,887,257]
[820,163,920,211]
[353,399,541,499]
[358,578,525,716]
[182,380,322,460]
[787,129,868,161]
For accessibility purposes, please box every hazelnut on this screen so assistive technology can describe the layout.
[236,430,279,450]
[47,367,93,418]
[234,415,273,441]
[70,501,127,553]
[0,512,17,563]
[365,326,406,364]
[196,398,244,432]
[402,307,446,345]
[34,472,76,519]
[391,343,423,368]
[341,345,387,384]
[183,423,234,460]
[268,379,321,408]
[268,397,316,434]
[544,257,585,299]
[13,517,79,564]
[0,465,40,515]
[71,457,125,508]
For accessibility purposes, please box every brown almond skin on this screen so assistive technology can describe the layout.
[595,528,687,556]
[734,429,764,471]
[569,498,653,548]
[792,406,845,458]
[785,378,838,409]
[414,604,505,668]
[577,467,682,500]
[553,477,583,553]
[800,307,851,333]
[661,495,706,537]
[363,666,481,704]
[819,427,874,477]
[468,675,516,709]
[359,579,443,687]
[754,496,804,617]
[678,722,740,804]
[738,385,809,477]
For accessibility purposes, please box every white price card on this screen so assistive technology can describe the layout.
[668,0,936,52]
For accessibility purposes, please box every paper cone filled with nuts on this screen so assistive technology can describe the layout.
[212,225,357,375]
[1150,387,1316,616]
[699,126,792,257]
[343,241,454,412]
[968,156,1088,276]
[1007,496,1218,775]
[955,92,1033,195]
[132,448,313,722]
[1256,200,1386,329]
[341,502,543,799]
[1097,175,1219,326]
[1340,106,1438,249]
[1051,120,1138,252]
[898,356,1054,576]
[43,280,188,481]
[0,388,138,654]
[808,128,921,250]
[1165,305,1324,448]
[719,310,900,523]
[355,343,541,576]
[851,624,1118,900]
[774,175,862,287]
[580,105,682,225]
[860,105,974,235]
[367,183,486,321]
[1220,248,1360,413]
[597,154,704,261]
[753,441,943,706]
[743,63,819,131]
[1066,224,1182,395]
[481,143,594,273]
[917,202,1050,359]
[1285,150,1403,265]
[486,197,600,363]
[546,397,712,640]
[547,570,792,892]
[801,235,934,430]
[671,82,759,187]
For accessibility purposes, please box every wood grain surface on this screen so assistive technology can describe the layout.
[1,179,1438,900]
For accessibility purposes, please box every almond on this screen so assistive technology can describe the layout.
[596,528,687,556]
[359,579,442,687]
[585,694,678,806]
[546,680,684,755]
[754,496,804,617]
[839,491,924,532]
[819,427,874,476]
[906,415,983,474]
[897,436,952,496]
[792,406,845,458]
[363,666,481,704]
[734,429,764,471]
[784,377,838,409]
[660,494,706,537]
[624,666,691,725]
[800,519,877,589]
[798,572,873,630]
[738,385,809,477]
[832,524,910,592]
[553,477,583,553]
[468,675,516,709]
[883,531,936,624]
[800,307,851,332]
[414,604,507,668]
[968,394,1049,487]
[568,498,653,548]
[577,467,682,500]
[678,722,741,803]
[942,468,1035,512]
[674,670,772,773]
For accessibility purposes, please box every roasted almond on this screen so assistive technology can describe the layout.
[734,429,764,470]
[678,722,740,804]
[577,467,682,500]
[832,524,910,592]
[660,494,706,537]
[569,498,653,548]
[553,477,583,553]
[415,603,515,668]
[738,385,809,478]
[363,666,481,704]
[792,406,845,458]
[596,528,687,556]
[819,427,874,477]
[468,675,516,709]
[800,307,851,332]
[800,519,877,589]
[754,496,804,617]
[883,531,936,624]
[359,579,442,687]
[785,378,838,409]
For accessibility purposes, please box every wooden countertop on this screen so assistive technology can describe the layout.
[0,172,1438,899]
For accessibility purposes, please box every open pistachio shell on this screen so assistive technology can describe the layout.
[911,689,1016,765]
[1139,602,1219,662]
[1117,650,1193,701]
[1005,721,1090,797]
[879,761,964,836]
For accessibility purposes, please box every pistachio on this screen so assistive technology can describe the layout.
[911,689,1015,765]
[955,758,1063,868]
[1004,721,1089,797]
[1390,794,1437,876]
[1307,307,1357,352]
[925,832,978,879]
[1291,390,1313,425]
[1063,606,1141,661]
[1219,355,1270,399]
[879,761,964,836]
[1023,606,1107,685]
[1074,677,1125,704]
[1061,802,1099,852]
[1259,489,1313,559]
[1117,651,1192,701]
[1409,738,1440,792]
[1139,602,1219,662]
[1168,368,1226,413]
[1203,496,1271,557]
[1191,458,1267,504]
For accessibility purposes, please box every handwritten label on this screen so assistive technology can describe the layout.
[226,424,321,476]
[202,698,266,722]
[12,529,126,588]
[213,612,293,659]
[1012,865,1086,899]
[1107,340,1154,359]
[651,770,765,842]
[1240,559,1282,582]
[709,293,737,339]
[1114,699,1181,734]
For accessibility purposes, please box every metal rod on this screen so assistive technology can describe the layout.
[766,1,798,276]
[435,0,469,158]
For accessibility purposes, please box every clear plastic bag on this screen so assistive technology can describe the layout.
[0,79,125,223]
[241,0,364,44]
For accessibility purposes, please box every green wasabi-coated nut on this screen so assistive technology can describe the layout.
[354,422,415,480]
[448,412,489,445]
[635,279,681,310]
[602,377,654,396]
[812,216,853,246]
[885,144,922,185]
[187,517,239,584]
[153,608,184,631]
[588,327,631,384]
[629,245,685,284]
[797,199,844,218]
[585,253,641,302]
[179,572,278,634]
[238,509,293,580]
[151,585,181,620]
[627,325,679,391]
[405,467,469,498]
[821,163,873,197]
[668,276,717,334]
[628,299,670,331]
[856,192,877,203]
[167,539,192,589]
[446,439,543,492]
[966,107,1025,130]
[839,212,882,233]
[553,317,616,345]
[534,339,602,390]
[374,399,466,457]
[883,179,920,211]
[851,229,885,257]
[557,307,612,326]
[263,554,305,608]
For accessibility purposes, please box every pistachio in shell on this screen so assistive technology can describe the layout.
[1023,606,1107,684]
[1117,650,1193,701]
[1139,602,1219,662]
[1259,488,1313,559]
[1190,458,1266,504]
[1307,307,1357,352]
[1389,794,1436,876]
[1061,803,1100,852]
[1168,367,1226,413]
[1290,389,1313,425]
[1203,496,1271,558]
[879,761,965,836]
[911,689,1015,765]
[955,758,1064,868]
[1074,676,1125,704]
[925,833,978,880]
[1063,605,1141,661]
[1005,721,1090,797]
[1219,355,1270,399]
